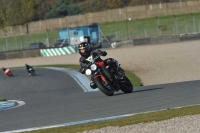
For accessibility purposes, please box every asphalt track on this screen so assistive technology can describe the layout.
[1,68,200,132]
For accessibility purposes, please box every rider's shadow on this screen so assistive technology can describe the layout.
[34,73,43,76]
[114,87,164,96]
[11,75,19,77]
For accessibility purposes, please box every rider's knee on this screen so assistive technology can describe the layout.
[106,58,117,68]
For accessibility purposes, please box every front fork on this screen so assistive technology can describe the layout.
[93,69,109,85]
[93,70,120,91]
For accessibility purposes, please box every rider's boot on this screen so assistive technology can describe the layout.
[90,80,97,89]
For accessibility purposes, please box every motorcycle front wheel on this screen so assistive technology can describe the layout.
[31,71,36,76]
[119,76,133,93]
[94,77,114,96]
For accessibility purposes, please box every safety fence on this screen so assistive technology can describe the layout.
[1,33,200,60]
[1,12,200,53]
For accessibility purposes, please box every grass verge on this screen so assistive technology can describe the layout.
[0,98,7,102]
[23,105,200,133]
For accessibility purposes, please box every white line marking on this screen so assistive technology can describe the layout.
[3,103,200,133]
[0,100,25,111]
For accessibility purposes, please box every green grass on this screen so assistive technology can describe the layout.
[0,98,7,101]
[36,64,81,71]
[22,105,200,133]
[125,70,143,86]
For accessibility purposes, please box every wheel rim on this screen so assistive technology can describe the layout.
[101,80,113,91]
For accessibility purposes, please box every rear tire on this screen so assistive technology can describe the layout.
[119,76,133,93]
[94,77,114,96]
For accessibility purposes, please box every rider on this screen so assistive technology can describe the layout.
[2,67,7,74]
[25,64,33,75]
[2,67,11,75]
[78,42,120,89]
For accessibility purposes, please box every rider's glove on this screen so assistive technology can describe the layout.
[101,51,107,56]
[79,68,85,74]
[93,49,107,56]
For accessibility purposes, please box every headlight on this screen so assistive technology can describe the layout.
[90,64,97,71]
[85,69,92,75]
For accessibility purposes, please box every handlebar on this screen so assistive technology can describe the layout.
[91,51,100,60]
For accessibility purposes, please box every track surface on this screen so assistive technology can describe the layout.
[0,68,200,132]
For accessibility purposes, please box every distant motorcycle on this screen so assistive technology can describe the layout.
[84,52,133,96]
[2,68,13,77]
[28,67,36,76]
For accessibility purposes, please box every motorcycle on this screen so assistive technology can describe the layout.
[28,67,36,76]
[3,68,13,77]
[84,52,133,96]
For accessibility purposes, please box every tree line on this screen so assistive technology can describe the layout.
[0,0,178,27]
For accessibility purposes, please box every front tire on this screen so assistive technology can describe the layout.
[119,76,133,93]
[94,77,114,96]
[31,71,36,76]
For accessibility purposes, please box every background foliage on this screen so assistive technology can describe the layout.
[0,0,178,27]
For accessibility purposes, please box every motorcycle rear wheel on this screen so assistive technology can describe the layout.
[94,77,114,96]
[119,76,133,93]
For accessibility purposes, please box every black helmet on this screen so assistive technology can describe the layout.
[78,42,90,56]
[2,67,6,71]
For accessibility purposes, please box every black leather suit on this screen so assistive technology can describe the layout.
[79,49,108,74]
[78,48,117,89]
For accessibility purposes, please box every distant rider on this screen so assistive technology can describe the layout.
[25,64,33,75]
[2,67,11,75]
[2,67,8,74]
